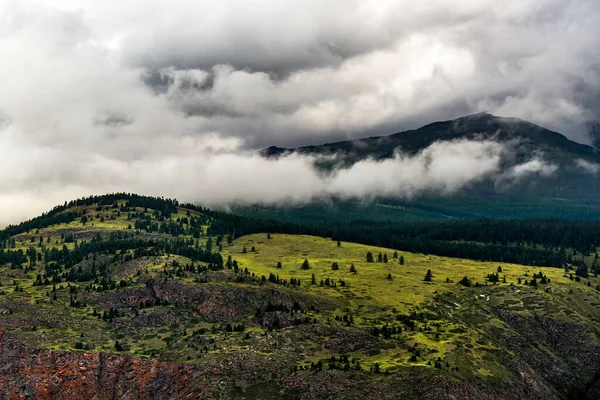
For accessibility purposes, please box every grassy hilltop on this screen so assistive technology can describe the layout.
[1,194,600,399]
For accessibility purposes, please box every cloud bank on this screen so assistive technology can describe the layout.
[0,135,565,227]
[1,1,600,225]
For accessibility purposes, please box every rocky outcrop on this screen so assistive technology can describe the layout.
[0,328,217,400]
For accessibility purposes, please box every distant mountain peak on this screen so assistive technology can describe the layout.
[262,114,599,165]
[453,111,497,121]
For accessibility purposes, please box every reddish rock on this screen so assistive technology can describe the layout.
[0,328,218,399]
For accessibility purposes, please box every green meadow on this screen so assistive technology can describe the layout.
[224,233,600,372]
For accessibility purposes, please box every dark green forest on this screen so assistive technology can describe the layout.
[2,194,599,271]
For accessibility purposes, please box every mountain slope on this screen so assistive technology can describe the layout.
[1,194,600,399]
[264,113,599,164]
[258,113,600,219]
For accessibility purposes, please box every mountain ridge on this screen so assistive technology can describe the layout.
[262,113,599,163]
[260,113,600,201]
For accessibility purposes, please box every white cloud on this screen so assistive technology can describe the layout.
[496,159,559,188]
[575,159,600,174]
[328,140,505,198]
[1,1,599,226]
[0,134,542,227]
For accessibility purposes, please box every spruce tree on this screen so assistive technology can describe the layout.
[459,276,471,287]
[424,269,433,282]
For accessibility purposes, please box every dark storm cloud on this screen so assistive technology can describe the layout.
[8,0,600,148]
[117,1,405,78]
[115,0,600,147]
[94,114,134,127]
[1,0,600,225]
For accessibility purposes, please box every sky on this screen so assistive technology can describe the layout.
[1,0,600,225]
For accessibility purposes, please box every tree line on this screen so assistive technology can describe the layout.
[3,193,599,269]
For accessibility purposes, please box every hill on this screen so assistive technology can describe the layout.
[253,114,600,224]
[264,113,599,163]
[1,194,600,399]
[262,113,600,206]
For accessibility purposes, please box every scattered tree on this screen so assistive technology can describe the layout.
[458,276,471,287]
[301,259,310,270]
[424,269,433,282]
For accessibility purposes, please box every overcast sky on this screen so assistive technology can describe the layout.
[1,0,600,225]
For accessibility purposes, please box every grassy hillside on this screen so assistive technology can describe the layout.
[2,195,600,399]
[233,200,600,271]
[225,234,600,373]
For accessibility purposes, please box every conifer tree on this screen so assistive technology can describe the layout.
[424,269,433,282]
[459,276,471,287]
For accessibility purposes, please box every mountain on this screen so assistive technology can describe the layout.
[588,120,600,151]
[258,113,600,221]
[263,113,599,164]
[2,194,600,399]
